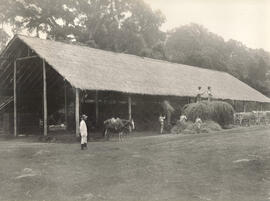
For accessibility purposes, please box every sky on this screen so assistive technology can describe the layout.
[144,0,270,52]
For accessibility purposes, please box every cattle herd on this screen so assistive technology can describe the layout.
[234,111,270,126]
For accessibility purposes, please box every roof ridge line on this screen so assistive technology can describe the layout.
[17,34,228,75]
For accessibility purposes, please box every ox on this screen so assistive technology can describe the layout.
[234,112,256,126]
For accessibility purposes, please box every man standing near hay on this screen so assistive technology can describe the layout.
[196,86,204,102]
[80,114,88,150]
[195,117,202,133]
[180,114,187,123]
[207,86,213,101]
[159,114,166,134]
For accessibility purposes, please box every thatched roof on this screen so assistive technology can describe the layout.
[3,35,270,103]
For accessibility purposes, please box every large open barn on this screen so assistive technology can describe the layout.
[0,35,270,137]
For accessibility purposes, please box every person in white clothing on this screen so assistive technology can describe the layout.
[207,86,213,102]
[159,114,166,134]
[195,117,202,133]
[196,86,204,102]
[80,114,88,150]
[180,114,187,123]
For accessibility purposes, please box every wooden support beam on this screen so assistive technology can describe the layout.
[95,90,99,126]
[243,101,247,112]
[128,95,132,120]
[43,59,48,136]
[13,60,17,137]
[8,57,40,89]
[34,66,61,91]
[75,88,80,136]
[261,103,263,111]
[16,55,39,61]
[64,81,68,130]
[232,100,235,110]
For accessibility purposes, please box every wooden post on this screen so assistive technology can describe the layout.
[128,95,132,120]
[13,60,17,137]
[64,81,68,130]
[243,101,247,112]
[95,90,99,126]
[75,88,80,136]
[260,103,263,111]
[43,59,48,136]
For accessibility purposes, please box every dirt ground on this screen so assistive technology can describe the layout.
[0,126,270,201]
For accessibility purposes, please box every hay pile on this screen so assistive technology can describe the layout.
[171,120,222,134]
[183,101,234,127]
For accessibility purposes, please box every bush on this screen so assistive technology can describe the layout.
[183,101,234,128]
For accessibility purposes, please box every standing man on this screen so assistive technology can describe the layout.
[159,114,166,134]
[80,114,88,150]
[196,86,204,102]
[195,117,202,134]
[180,114,187,123]
[207,86,213,102]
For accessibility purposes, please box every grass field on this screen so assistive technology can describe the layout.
[0,126,270,201]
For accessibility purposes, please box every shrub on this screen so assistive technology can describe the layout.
[183,101,234,128]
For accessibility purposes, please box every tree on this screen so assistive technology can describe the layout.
[165,23,270,96]
[0,28,9,51]
[0,0,166,56]
[165,23,228,71]
[0,0,76,39]
[71,0,166,55]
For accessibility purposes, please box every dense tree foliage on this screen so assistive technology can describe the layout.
[0,1,269,96]
[0,0,165,57]
[165,24,270,96]
[0,2,10,51]
[0,28,9,51]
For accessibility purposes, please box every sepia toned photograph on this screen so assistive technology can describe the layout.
[0,0,270,200]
